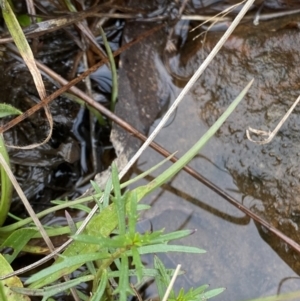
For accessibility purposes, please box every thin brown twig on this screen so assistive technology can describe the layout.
[0,24,164,134]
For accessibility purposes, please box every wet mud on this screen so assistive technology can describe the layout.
[0,30,111,217]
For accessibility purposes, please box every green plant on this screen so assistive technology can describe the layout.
[0,80,252,300]
[0,103,21,226]
[9,164,224,301]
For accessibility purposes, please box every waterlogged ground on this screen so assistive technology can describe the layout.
[179,14,300,251]
[130,8,300,301]
[3,0,300,300]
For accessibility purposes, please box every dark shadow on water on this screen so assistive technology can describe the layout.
[134,166,250,226]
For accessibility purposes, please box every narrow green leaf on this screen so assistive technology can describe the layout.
[132,246,143,282]
[0,228,37,263]
[0,134,12,226]
[102,175,112,208]
[50,200,92,213]
[137,204,151,211]
[203,287,226,299]
[154,256,171,299]
[90,180,102,195]
[136,79,254,200]
[65,211,77,235]
[12,275,94,297]
[128,191,138,236]
[90,269,108,301]
[111,163,126,235]
[73,233,125,248]
[149,229,196,244]
[113,254,132,301]
[0,103,22,118]
[108,267,184,278]
[26,252,110,285]
[120,152,177,189]
[136,244,206,255]
[193,284,210,295]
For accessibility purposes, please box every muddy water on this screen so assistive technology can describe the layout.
[179,15,300,248]
[130,12,300,301]
[132,95,300,301]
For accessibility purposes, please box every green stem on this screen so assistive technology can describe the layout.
[0,134,12,226]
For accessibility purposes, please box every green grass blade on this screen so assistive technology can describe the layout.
[149,229,195,244]
[135,244,206,255]
[0,103,22,118]
[0,228,37,263]
[12,275,94,298]
[154,256,171,299]
[0,135,12,226]
[90,269,108,301]
[25,253,110,285]
[113,254,132,301]
[112,163,126,235]
[202,287,226,299]
[136,79,254,200]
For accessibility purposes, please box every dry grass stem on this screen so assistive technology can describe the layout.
[247,95,300,145]
[162,264,181,301]
[117,0,255,182]
[190,0,246,32]
[0,151,54,251]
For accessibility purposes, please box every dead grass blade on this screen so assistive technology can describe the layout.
[118,0,256,181]
[0,152,54,252]
[0,0,53,149]
[247,95,300,144]
[0,24,163,135]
